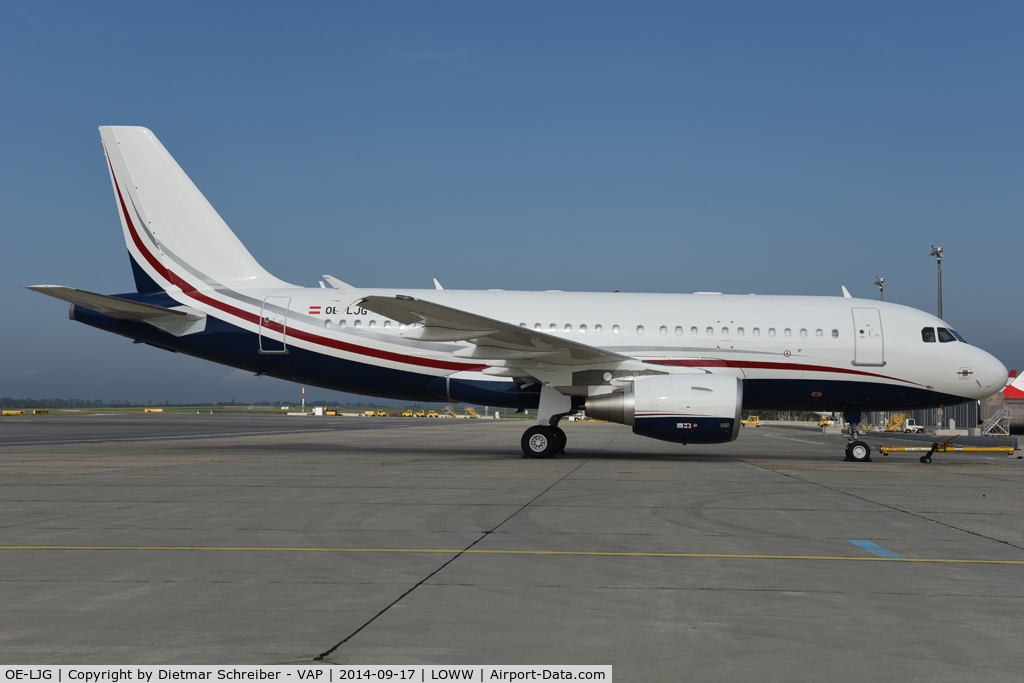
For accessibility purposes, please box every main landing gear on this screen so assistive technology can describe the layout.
[843,409,871,462]
[521,386,572,458]
[521,425,566,458]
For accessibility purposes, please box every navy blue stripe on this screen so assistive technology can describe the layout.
[70,306,971,412]
[128,250,164,294]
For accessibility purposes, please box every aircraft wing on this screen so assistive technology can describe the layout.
[359,294,628,366]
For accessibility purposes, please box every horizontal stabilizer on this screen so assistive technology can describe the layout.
[27,285,206,337]
[27,286,196,320]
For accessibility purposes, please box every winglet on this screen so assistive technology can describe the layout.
[841,286,852,298]
[433,278,444,290]
[322,275,366,297]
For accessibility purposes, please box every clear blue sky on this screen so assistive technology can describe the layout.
[2,1,1022,404]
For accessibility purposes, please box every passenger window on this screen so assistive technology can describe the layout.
[324,320,332,329]
[922,327,936,343]
[519,322,526,327]
[768,328,776,337]
[706,327,713,336]
[398,322,404,330]
[636,325,645,335]
[660,326,668,336]
[612,325,620,334]
[340,320,347,327]
[753,328,760,337]
[549,324,557,331]
[800,329,807,338]
[354,320,362,328]
[564,324,572,332]
[736,327,744,336]
[937,327,957,343]
[534,323,541,330]
[368,320,376,328]
[384,320,391,329]
[691,326,698,336]
[675,326,683,336]
[722,327,729,336]
[784,328,791,337]
[831,329,839,338]
[580,324,587,333]
[815,329,823,337]
[595,324,603,333]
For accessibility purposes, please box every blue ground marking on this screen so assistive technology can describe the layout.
[849,540,904,559]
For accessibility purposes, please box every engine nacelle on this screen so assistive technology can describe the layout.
[585,374,743,444]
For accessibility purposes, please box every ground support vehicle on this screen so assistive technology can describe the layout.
[876,440,1015,463]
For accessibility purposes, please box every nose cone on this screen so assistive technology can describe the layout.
[970,349,1008,399]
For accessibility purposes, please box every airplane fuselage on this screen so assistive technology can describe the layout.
[70,286,1004,414]
[32,126,1008,460]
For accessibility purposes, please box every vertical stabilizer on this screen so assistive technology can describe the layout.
[99,126,294,292]
[1004,372,1024,399]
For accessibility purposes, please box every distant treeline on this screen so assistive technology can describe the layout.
[1,398,108,409]
[0,398,428,409]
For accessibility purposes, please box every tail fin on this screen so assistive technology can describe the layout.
[1004,371,1024,399]
[99,126,293,293]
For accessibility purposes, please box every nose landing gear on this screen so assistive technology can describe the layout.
[845,439,871,462]
[843,410,872,462]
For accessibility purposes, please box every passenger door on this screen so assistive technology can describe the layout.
[851,307,884,366]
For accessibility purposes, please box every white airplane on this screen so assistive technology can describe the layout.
[28,127,1008,461]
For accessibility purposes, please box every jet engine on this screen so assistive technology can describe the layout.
[585,373,743,444]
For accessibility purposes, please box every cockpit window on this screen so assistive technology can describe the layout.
[936,327,957,343]
[921,327,936,343]
[948,328,967,343]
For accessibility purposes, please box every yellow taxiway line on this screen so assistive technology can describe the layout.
[0,546,1021,564]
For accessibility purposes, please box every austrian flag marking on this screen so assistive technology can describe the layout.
[309,306,322,315]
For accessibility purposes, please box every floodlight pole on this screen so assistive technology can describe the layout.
[873,277,885,301]
[930,246,943,319]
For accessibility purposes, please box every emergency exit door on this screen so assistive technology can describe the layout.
[259,296,291,354]
[852,308,884,366]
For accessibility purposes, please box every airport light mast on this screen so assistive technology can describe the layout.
[873,277,885,301]
[930,246,943,319]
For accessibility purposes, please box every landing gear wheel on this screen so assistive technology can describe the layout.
[845,440,871,462]
[552,427,567,455]
[920,454,932,464]
[522,426,558,458]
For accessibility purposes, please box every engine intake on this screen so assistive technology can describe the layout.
[585,374,743,444]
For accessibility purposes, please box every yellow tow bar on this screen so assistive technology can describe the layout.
[876,440,1016,463]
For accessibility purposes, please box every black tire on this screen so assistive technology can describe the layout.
[522,426,557,458]
[553,427,567,454]
[846,440,871,462]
